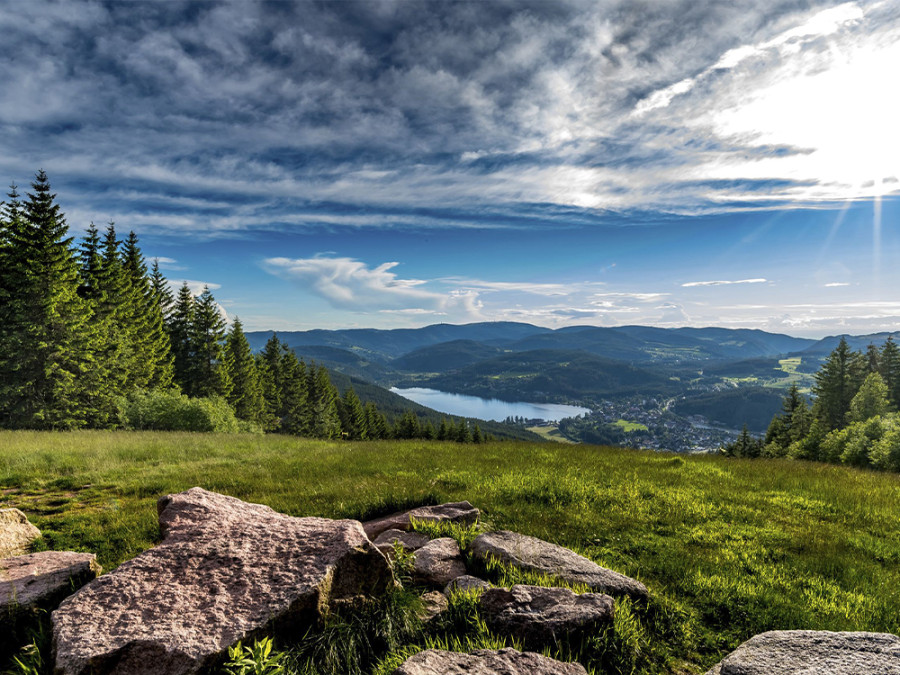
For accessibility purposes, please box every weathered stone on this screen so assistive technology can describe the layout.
[52,487,393,675]
[704,630,900,675]
[413,537,467,587]
[444,574,492,595]
[374,529,431,557]
[363,501,479,539]
[470,531,648,600]
[418,590,448,623]
[480,585,614,649]
[393,647,588,674]
[0,508,42,558]
[1,551,100,617]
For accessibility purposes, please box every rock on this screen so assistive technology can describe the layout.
[418,590,448,623]
[363,501,479,539]
[1,551,100,617]
[413,538,467,587]
[52,487,393,675]
[479,585,614,649]
[704,630,900,675]
[0,508,42,558]
[470,531,648,600]
[392,647,588,674]
[374,529,431,557]
[444,574,492,595]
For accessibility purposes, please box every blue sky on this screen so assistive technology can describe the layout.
[1,0,898,336]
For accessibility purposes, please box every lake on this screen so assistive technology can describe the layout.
[390,387,591,422]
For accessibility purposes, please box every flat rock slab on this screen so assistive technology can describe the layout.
[413,537,467,588]
[52,487,393,675]
[0,508,42,558]
[704,630,900,675]
[363,501,479,539]
[393,647,588,674]
[374,529,431,557]
[480,585,614,649]
[470,531,648,601]
[1,551,100,616]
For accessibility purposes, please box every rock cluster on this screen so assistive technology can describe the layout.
[8,491,897,675]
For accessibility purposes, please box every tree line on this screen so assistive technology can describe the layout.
[0,171,486,441]
[723,336,900,471]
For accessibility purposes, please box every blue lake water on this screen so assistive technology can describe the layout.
[390,387,591,422]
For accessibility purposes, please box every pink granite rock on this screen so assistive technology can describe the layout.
[1,551,100,615]
[413,538,467,588]
[363,501,479,539]
[0,508,42,558]
[392,647,588,674]
[52,487,393,675]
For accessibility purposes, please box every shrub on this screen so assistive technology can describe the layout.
[119,390,257,433]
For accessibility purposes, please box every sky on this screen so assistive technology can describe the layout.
[1,0,898,337]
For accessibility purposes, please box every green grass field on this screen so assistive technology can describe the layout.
[2,431,899,673]
[613,419,649,433]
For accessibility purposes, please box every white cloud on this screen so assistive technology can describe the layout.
[682,278,768,288]
[824,282,850,287]
[262,256,482,316]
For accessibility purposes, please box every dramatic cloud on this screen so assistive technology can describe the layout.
[1,0,896,238]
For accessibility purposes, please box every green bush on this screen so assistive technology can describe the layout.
[119,390,258,433]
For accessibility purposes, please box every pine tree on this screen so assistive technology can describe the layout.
[812,338,866,431]
[280,350,308,434]
[0,171,95,428]
[455,418,471,443]
[307,365,341,438]
[190,286,232,399]
[394,410,420,439]
[471,423,483,443]
[437,418,449,440]
[880,337,900,409]
[224,318,265,425]
[257,335,284,431]
[169,283,196,394]
[865,344,881,374]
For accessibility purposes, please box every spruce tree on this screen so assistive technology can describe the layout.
[880,337,900,408]
[257,335,284,431]
[225,318,265,425]
[169,282,196,394]
[340,387,367,440]
[307,365,341,438]
[190,286,232,399]
[847,372,890,424]
[280,349,308,434]
[364,402,388,439]
[812,338,865,431]
[0,171,95,428]
[149,258,174,321]
[122,231,173,390]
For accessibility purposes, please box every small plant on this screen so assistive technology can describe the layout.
[389,541,416,586]
[408,517,481,550]
[5,641,45,675]
[221,638,285,675]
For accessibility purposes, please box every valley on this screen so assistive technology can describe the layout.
[247,322,898,451]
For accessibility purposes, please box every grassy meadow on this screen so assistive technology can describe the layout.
[2,431,900,673]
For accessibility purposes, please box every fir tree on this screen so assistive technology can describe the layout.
[307,365,341,438]
[394,410,420,439]
[224,318,265,425]
[279,347,308,435]
[168,283,196,394]
[880,337,900,408]
[812,337,865,431]
[190,286,232,399]
[149,258,174,321]
[364,402,388,439]
[257,335,285,431]
[0,171,95,428]
[340,387,367,440]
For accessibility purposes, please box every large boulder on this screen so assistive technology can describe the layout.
[479,585,614,649]
[52,487,394,675]
[1,551,100,617]
[393,647,588,674]
[0,508,42,558]
[470,531,648,600]
[413,538,467,588]
[363,501,479,539]
[704,630,900,675]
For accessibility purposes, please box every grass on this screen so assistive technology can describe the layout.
[526,425,577,443]
[613,419,649,433]
[2,431,900,673]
